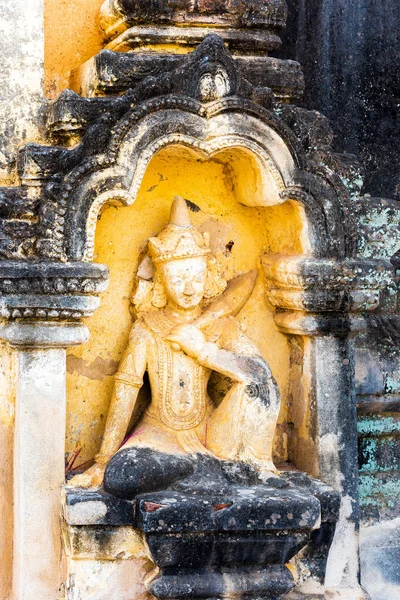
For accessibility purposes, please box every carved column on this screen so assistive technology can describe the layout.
[0,324,87,600]
[0,263,108,600]
[276,313,365,598]
[263,254,394,598]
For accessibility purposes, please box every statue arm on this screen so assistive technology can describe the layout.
[204,319,280,471]
[198,318,272,384]
[95,323,149,465]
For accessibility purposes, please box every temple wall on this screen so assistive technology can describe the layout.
[0,0,44,184]
[278,0,400,201]
[0,1,398,599]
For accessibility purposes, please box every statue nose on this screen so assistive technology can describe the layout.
[184,282,195,295]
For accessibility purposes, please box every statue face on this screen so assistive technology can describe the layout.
[160,257,207,309]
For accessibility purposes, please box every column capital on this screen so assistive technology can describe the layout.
[0,321,89,348]
[0,260,108,322]
[263,253,394,310]
[262,254,395,336]
[273,311,368,337]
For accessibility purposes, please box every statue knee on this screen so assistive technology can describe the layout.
[103,447,195,499]
[236,355,280,410]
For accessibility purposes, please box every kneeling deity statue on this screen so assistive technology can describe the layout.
[71,197,281,498]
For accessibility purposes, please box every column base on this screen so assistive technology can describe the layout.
[325,586,370,599]
[151,565,294,600]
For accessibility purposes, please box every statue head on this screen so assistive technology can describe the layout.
[158,256,207,309]
[132,197,227,314]
[148,197,209,310]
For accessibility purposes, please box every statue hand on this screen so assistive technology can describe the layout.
[68,462,106,488]
[166,324,206,358]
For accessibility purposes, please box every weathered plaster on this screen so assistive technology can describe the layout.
[13,348,67,600]
[0,0,45,183]
[0,342,15,600]
[360,518,400,600]
[358,414,400,519]
[65,557,152,600]
[325,496,360,592]
[356,198,400,261]
[44,0,104,98]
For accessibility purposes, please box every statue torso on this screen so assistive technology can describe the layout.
[141,310,213,431]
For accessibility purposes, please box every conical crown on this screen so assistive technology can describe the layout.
[148,197,210,264]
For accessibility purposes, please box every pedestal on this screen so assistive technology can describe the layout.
[63,471,340,600]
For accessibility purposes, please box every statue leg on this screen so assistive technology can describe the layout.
[207,377,280,472]
[104,446,195,500]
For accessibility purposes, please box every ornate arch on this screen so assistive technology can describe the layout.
[1,33,357,264]
[46,92,355,262]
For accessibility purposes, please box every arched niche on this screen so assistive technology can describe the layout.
[62,101,334,262]
[65,141,310,470]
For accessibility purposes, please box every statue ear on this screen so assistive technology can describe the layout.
[202,231,210,247]
[137,255,155,280]
[152,274,167,308]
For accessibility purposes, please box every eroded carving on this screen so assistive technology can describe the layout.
[100,0,288,40]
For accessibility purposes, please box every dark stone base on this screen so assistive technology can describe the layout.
[64,465,340,600]
[151,565,294,600]
[137,480,320,600]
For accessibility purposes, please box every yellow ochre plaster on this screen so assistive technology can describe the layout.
[44,0,104,98]
[44,0,194,98]
[66,147,304,469]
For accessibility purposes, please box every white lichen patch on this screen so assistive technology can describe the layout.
[67,500,108,525]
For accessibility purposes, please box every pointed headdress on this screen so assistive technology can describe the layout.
[148,197,210,264]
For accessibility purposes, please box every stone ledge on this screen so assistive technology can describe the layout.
[71,49,304,101]
[63,487,134,526]
[107,25,282,53]
[100,0,288,41]
[0,321,90,348]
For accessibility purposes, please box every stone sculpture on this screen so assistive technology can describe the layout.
[71,196,281,497]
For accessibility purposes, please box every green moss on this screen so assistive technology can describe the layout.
[359,474,400,507]
[358,415,400,436]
